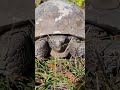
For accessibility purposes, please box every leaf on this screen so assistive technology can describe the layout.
[47,63,56,70]
[35,0,41,7]
[65,71,76,83]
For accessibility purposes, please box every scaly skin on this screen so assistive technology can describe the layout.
[35,37,51,60]
[35,35,70,60]
[35,35,85,59]
[69,40,85,58]
[0,24,34,77]
[86,24,111,40]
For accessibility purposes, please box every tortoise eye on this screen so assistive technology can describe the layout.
[77,40,81,43]
[76,39,81,43]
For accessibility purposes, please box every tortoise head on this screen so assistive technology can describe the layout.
[48,35,69,53]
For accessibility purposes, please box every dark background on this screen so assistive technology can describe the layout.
[86,0,120,89]
[0,0,34,89]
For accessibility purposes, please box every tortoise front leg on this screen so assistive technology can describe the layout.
[35,37,51,60]
[69,41,85,58]
[68,36,85,58]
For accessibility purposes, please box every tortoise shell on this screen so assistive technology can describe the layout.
[35,0,85,39]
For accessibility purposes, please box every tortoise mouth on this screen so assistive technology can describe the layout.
[53,46,67,53]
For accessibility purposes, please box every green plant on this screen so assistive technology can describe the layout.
[35,0,41,7]
[0,75,34,90]
[68,0,85,8]
[35,57,85,90]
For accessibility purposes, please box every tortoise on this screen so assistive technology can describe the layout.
[35,0,85,60]
[86,0,120,89]
[0,0,34,77]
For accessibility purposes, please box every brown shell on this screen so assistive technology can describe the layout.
[35,0,85,38]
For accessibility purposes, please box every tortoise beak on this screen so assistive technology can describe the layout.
[54,41,67,53]
[53,46,66,53]
[54,47,62,53]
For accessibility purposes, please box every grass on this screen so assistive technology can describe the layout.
[0,75,34,90]
[35,57,85,90]
[68,0,85,8]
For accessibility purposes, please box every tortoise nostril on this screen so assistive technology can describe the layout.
[56,47,61,51]
[56,41,61,47]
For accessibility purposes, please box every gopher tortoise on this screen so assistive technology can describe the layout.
[86,0,120,89]
[0,0,34,77]
[0,21,34,77]
[35,0,85,60]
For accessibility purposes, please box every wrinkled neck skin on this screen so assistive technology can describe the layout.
[48,35,69,53]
